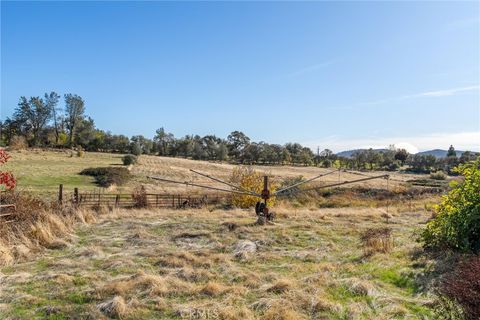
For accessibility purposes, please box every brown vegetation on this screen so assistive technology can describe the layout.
[0,206,436,319]
[8,136,28,150]
[0,192,96,265]
[439,256,480,320]
[360,227,394,256]
[132,185,148,208]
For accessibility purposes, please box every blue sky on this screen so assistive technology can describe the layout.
[1,1,479,152]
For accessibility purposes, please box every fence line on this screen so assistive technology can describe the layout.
[58,184,228,209]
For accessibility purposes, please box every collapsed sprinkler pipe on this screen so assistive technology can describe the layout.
[189,169,261,197]
[278,174,390,196]
[274,169,339,195]
[147,176,263,198]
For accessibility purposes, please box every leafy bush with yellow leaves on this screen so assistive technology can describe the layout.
[421,158,480,253]
[229,167,277,208]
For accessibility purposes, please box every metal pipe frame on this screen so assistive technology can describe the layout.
[148,176,263,198]
[279,174,389,196]
[189,169,261,197]
[274,169,339,195]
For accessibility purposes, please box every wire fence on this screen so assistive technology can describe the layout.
[59,185,229,209]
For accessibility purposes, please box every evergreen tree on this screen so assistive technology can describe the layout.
[447,145,457,157]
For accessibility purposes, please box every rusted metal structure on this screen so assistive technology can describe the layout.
[148,169,389,223]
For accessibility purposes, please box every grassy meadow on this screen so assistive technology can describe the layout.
[3,150,125,196]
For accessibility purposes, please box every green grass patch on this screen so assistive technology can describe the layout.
[66,292,91,304]
[1,265,16,274]
[72,275,88,287]
[3,150,124,195]
[36,258,50,272]
[327,284,363,302]
[377,268,416,293]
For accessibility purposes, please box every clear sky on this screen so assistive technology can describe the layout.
[1,1,479,152]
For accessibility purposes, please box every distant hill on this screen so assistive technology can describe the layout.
[416,149,465,158]
[336,149,386,158]
[336,148,471,158]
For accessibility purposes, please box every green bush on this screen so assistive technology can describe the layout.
[131,143,142,156]
[80,167,131,187]
[421,158,480,252]
[122,154,137,165]
[430,171,447,180]
[77,146,85,158]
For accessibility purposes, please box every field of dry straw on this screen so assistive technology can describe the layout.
[0,150,442,319]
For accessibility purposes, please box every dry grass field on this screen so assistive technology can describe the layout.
[0,149,445,319]
[0,206,437,319]
[3,149,431,197]
[134,154,428,194]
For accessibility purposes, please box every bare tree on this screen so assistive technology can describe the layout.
[45,92,61,144]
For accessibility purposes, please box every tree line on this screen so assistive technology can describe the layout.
[1,92,477,172]
[347,145,477,174]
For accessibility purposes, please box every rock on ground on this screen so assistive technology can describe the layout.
[234,240,257,259]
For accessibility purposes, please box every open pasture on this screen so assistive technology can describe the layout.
[3,149,433,197]
[0,149,445,319]
[2,150,125,195]
[0,206,436,319]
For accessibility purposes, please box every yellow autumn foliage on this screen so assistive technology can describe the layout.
[230,166,277,208]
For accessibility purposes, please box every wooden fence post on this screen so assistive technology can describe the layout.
[58,184,63,204]
[74,188,79,205]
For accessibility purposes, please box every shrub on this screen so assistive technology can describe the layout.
[436,256,480,320]
[9,135,28,150]
[229,166,277,208]
[434,294,465,320]
[131,143,142,156]
[122,154,137,165]
[430,171,447,180]
[386,162,400,171]
[0,149,16,190]
[132,185,148,208]
[77,146,85,157]
[80,167,131,187]
[277,176,305,198]
[421,158,480,252]
[360,227,393,256]
[1,191,97,265]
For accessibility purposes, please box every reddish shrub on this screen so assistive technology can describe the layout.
[0,149,11,164]
[0,149,16,190]
[440,256,480,320]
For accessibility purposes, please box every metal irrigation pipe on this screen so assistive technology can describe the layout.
[279,174,390,196]
[147,176,263,198]
[189,169,261,197]
[274,169,339,195]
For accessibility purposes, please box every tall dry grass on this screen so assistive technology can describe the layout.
[0,192,97,265]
